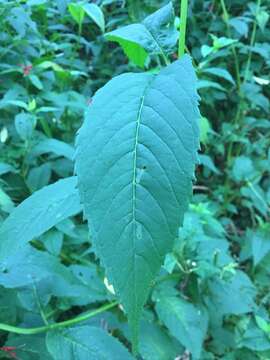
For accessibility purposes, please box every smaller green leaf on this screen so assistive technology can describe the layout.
[41,229,63,256]
[211,35,238,49]
[229,17,249,37]
[105,31,148,68]
[197,80,226,92]
[204,270,256,316]
[37,61,64,72]
[156,296,208,359]
[82,3,105,32]
[199,154,221,174]
[29,74,43,90]
[201,45,213,58]
[0,177,81,261]
[232,156,254,182]
[139,321,184,360]
[26,163,52,192]
[0,163,16,176]
[15,112,36,141]
[256,9,269,32]
[105,2,177,67]
[68,3,85,27]
[0,187,14,214]
[202,67,235,85]
[28,138,75,160]
[46,326,133,360]
[237,318,270,351]
[247,228,270,266]
[199,116,211,144]
[256,316,270,335]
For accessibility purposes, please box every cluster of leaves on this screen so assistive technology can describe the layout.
[0,0,269,359]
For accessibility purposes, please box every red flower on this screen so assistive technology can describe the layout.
[19,64,33,76]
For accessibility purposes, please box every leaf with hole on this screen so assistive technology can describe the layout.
[75,55,200,350]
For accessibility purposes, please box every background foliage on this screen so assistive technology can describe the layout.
[0,0,269,359]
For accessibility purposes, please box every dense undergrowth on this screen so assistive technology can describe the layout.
[0,0,269,359]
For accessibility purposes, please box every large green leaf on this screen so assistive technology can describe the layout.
[75,55,200,348]
[46,326,133,360]
[155,296,208,359]
[0,177,81,260]
[105,2,178,67]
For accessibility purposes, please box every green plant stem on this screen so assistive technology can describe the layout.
[0,301,118,335]
[222,0,261,207]
[244,0,261,82]
[220,0,241,91]
[178,0,188,58]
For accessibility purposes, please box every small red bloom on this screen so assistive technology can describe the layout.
[20,64,33,76]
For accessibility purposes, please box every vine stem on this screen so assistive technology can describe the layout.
[244,0,261,82]
[178,0,188,58]
[0,301,118,335]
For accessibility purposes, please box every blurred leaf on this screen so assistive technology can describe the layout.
[199,116,211,144]
[197,80,226,92]
[15,113,36,141]
[0,187,14,214]
[83,3,105,32]
[256,9,269,32]
[229,17,249,37]
[28,139,75,161]
[237,318,270,352]
[68,3,85,27]
[232,156,255,182]
[199,154,221,174]
[202,67,235,85]
[29,74,43,90]
[26,163,52,192]
[0,163,16,176]
[41,229,63,256]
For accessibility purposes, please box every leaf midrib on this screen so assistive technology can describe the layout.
[131,74,154,318]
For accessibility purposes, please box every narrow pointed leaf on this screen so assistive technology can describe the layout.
[75,55,200,349]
